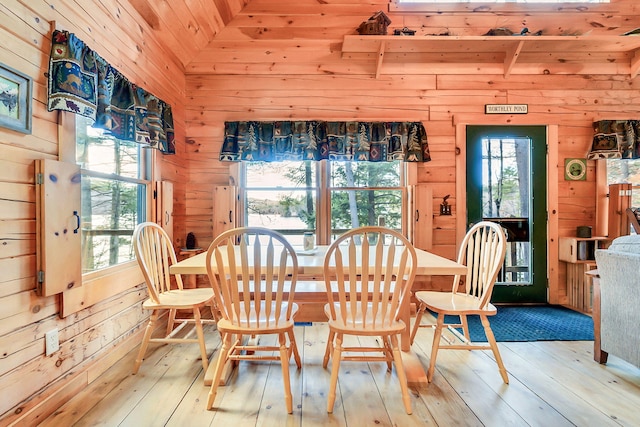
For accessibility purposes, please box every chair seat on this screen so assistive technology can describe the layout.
[142,288,214,310]
[216,302,299,333]
[415,291,497,316]
[324,303,406,334]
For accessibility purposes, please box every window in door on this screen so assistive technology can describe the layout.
[480,136,531,284]
[75,115,149,273]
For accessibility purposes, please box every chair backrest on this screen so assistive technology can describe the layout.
[133,222,184,303]
[454,221,507,309]
[324,226,417,328]
[205,227,298,328]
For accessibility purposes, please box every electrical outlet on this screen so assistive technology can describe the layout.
[45,328,59,356]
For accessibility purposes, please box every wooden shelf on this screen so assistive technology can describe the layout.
[341,35,640,78]
[559,237,608,263]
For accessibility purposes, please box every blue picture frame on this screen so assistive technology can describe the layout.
[0,63,32,134]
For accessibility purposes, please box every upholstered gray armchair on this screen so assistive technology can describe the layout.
[593,235,640,368]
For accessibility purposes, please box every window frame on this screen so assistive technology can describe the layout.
[240,159,408,245]
[604,158,640,206]
[59,112,155,316]
[75,114,152,273]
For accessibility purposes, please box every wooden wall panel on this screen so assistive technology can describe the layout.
[3,0,640,422]
[0,0,190,422]
[183,0,640,313]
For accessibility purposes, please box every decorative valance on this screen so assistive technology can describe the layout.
[221,121,431,162]
[47,30,175,154]
[588,120,640,160]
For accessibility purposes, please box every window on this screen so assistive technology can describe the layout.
[243,161,317,245]
[329,162,403,234]
[397,0,607,3]
[606,158,640,206]
[76,115,149,273]
[242,160,405,245]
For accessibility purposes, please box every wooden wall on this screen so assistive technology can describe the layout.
[183,0,640,298]
[0,0,188,423]
[3,0,640,423]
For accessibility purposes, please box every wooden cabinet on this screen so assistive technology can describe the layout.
[559,237,608,313]
[213,185,236,238]
[559,237,608,263]
[155,180,174,241]
[410,184,433,251]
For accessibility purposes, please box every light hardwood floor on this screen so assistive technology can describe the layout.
[40,318,640,426]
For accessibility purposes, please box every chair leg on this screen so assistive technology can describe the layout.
[460,314,471,342]
[207,333,232,410]
[410,302,425,345]
[381,336,393,372]
[323,330,335,369]
[167,308,177,336]
[133,310,158,374]
[288,329,302,369]
[279,333,294,414]
[390,334,412,415]
[480,315,509,384]
[193,307,209,372]
[427,313,445,382]
[327,333,343,413]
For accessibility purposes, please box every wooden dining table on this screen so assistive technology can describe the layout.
[170,244,466,386]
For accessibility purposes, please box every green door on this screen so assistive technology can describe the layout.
[466,126,547,303]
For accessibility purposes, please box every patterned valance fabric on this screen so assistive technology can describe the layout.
[588,120,640,160]
[220,121,431,162]
[47,30,175,154]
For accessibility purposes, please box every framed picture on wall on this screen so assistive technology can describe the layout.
[0,63,32,134]
[564,158,587,181]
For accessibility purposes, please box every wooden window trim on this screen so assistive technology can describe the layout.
[58,113,151,316]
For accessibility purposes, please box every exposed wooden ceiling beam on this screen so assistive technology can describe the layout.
[504,40,524,78]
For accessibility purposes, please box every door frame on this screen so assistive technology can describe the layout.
[454,122,560,304]
[466,125,546,302]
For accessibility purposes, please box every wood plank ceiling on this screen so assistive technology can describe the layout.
[126,0,251,69]
[126,0,640,77]
[127,0,385,75]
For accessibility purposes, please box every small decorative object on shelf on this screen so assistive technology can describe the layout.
[622,28,640,36]
[186,232,196,249]
[356,11,391,35]
[577,226,592,238]
[393,27,416,36]
[484,27,514,36]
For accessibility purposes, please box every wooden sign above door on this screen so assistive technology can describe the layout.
[485,104,528,114]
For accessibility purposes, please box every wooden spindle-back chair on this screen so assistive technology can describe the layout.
[322,226,417,415]
[410,221,509,383]
[205,227,302,413]
[132,222,215,374]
